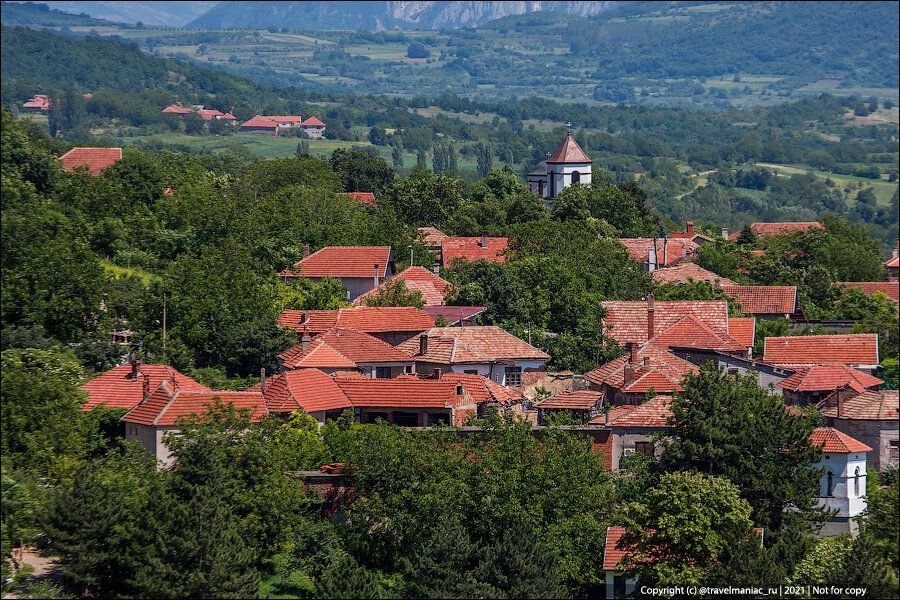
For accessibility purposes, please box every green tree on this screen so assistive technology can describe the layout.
[391,136,404,169]
[330,147,394,195]
[363,278,425,308]
[475,141,493,178]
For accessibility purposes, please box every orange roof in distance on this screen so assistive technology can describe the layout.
[836,281,899,304]
[122,383,267,426]
[546,133,592,164]
[652,263,736,286]
[730,222,823,240]
[819,389,898,421]
[80,363,209,411]
[354,266,452,307]
[441,237,508,265]
[721,285,797,315]
[811,427,872,454]
[763,334,879,367]
[777,365,883,393]
[60,147,123,175]
[280,246,392,278]
[537,389,602,410]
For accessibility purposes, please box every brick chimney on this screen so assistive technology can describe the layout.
[302,245,310,259]
[624,362,636,386]
[647,294,655,340]
[129,357,140,380]
[260,367,267,394]
[685,221,694,236]
[142,375,150,401]
[628,341,638,364]
[374,263,380,287]
[419,334,429,356]
[301,326,312,353]
[480,233,488,248]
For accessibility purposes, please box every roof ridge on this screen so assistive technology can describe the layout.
[151,381,178,426]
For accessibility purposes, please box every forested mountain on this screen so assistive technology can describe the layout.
[0,1,116,27]
[187,1,615,30]
[33,0,218,26]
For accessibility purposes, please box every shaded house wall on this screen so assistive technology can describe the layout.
[672,348,791,391]
[826,417,898,472]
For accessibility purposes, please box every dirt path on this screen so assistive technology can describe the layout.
[2,547,62,599]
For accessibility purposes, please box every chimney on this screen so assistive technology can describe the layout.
[302,245,310,259]
[837,386,847,418]
[419,334,429,356]
[721,227,729,239]
[647,294,655,340]
[624,363,636,386]
[260,367,267,394]
[647,242,657,272]
[480,233,488,248]
[643,357,650,367]
[662,237,668,267]
[893,239,899,260]
[301,326,312,353]
[142,375,150,401]
[628,341,638,364]
[130,357,140,380]
[432,368,442,379]
[433,264,441,275]
[299,312,307,324]
[685,221,694,236]
[374,263,380,287]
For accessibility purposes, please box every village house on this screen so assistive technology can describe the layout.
[421,305,486,326]
[441,234,508,267]
[763,334,880,374]
[726,221,823,241]
[22,94,51,111]
[279,246,395,300]
[59,147,122,176]
[670,347,791,390]
[811,427,871,536]
[601,298,750,357]
[819,388,899,472]
[601,394,674,469]
[162,104,237,122]
[885,242,899,282]
[354,266,453,307]
[239,115,281,134]
[299,116,326,139]
[651,262,736,286]
[257,368,353,423]
[667,220,714,246]
[277,306,435,346]
[535,389,603,424]
[278,327,416,378]
[80,360,209,412]
[585,343,698,406]
[334,374,477,426]
[122,383,268,467]
[720,284,798,319]
[618,237,699,271]
[237,115,326,137]
[343,192,376,207]
[836,281,899,307]
[527,132,592,200]
[777,365,883,406]
[398,326,550,387]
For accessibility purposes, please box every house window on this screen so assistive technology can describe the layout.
[634,441,654,456]
[404,365,414,374]
[826,471,834,497]
[464,369,478,375]
[392,412,419,427]
[538,180,544,196]
[375,366,391,379]
[571,171,580,184]
[504,366,522,386]
[890,440,899,461]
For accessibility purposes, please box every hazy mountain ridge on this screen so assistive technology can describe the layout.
[188,1,617,30]
[36,1,218,26]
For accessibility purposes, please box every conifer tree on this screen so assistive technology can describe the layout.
[391,136,404,169]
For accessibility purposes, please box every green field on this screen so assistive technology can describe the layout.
[756,163,898,206]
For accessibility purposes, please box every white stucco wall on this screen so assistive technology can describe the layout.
[125,424,179,468]
[815,452,868,518]
[549,161,592,198]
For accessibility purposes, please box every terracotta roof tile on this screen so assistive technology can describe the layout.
[280,246,392,278]
[763,334,879,367]
[343,192,376,206]
[618,238,697,267]
[162,104,194,114]
[607,395,673,429]
[441,372,525,405]
[398,326,550,362]
[240,115,279,129]
[60,147,122,176]
[122,383,267,426]
[836,282,899,303]
[885,256,899,268]
[81,364,209,411]
[354,267,452,307]
[278,306,434,334]
[811,427,872,454]
[546,134,591,164]
[648,315,747,353]
[585,345,698,394]
[651,263,736,285]
[730,222,823,240]
[301,116,325,126]
[335,377,465,408]
[280,328,412,369]
[602,300,737,350]
[537,389,603,410]
[819,389,899,421]
[262,369,352,413]
[728,318,756,349]
[603,526,631,571]
[418,226,448,247]
[441,237,508,265]
[777,365,883,393]
[422,305,486,324]
[721,285,797,315]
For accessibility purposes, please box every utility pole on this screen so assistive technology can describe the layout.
[162,293,167,363]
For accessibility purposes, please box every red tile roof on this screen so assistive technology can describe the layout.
[122,383,267,427]
[441,373,525,405]
[728,318,756,349]
[585,345,698,394]
[262,368,352,413]
[602,300,744,353]
[399,326,550,362]
[537,389,603,410]
[162,104,194,114]
[268,115,304,123]
[819,389,899,421]
[607,395,673,429]
[730,222,823,240]
[240,115,279,129]
[763,334,879,368]
[196,108,224,121]
[221,112,237,120]
[354,267,452,307]
[651,263,736,286]
[280,328,412,369]
[418,226,448,247]
[422,305,486,324]
[441,237,508,265]
[343,192,376,206]
[301,116,325,126]
[546,134,592,164]
[836,282,899,303]
[59,147,122,176]
[618,238,697,267]
[80,363,209,411]
[588,404,637,425]
[885,256,899,268]
[278,306,435,334]
[603,526,631,571]
[777,365,883,393]
[23,95,51,110]
[280,246,392,278]
[811,427,872,454]
[721,285,797,315]
[334,377,465,408]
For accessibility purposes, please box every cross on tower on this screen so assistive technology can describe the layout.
[565,121,573,134]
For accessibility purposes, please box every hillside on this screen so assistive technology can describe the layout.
[187,1,616,30]
[36,0,218,26]
[0,1,116,27]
